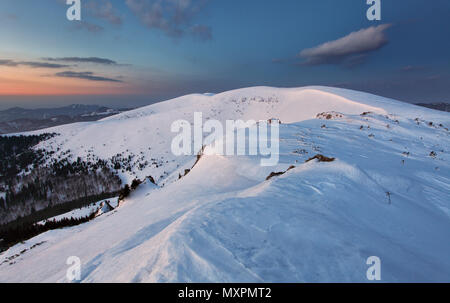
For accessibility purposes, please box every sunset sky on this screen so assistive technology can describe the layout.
[0,0,449,109]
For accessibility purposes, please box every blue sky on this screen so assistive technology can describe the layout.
[0,0,449,109]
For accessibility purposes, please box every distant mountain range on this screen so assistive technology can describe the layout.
[0,104,133,134]
[415,102,450,112]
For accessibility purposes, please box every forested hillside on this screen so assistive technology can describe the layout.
[0,135,122,226]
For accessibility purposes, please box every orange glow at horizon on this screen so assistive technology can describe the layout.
[0,66,138,96]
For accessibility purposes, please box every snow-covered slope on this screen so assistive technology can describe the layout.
[1,86,449,282]
[25,86,446,185]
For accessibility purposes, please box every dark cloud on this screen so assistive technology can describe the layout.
[299,24,392,66]
[125,0,212,40]
[55,71,123,83]
[21,62,71,68]
[0,59,69,68]
[85,0,122,25]
[45,57,118,65]
[0,59,18,67]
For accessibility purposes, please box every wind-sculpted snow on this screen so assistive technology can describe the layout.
[0,86,449,282]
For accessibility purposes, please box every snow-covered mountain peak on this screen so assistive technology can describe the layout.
[1,86,449,282]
